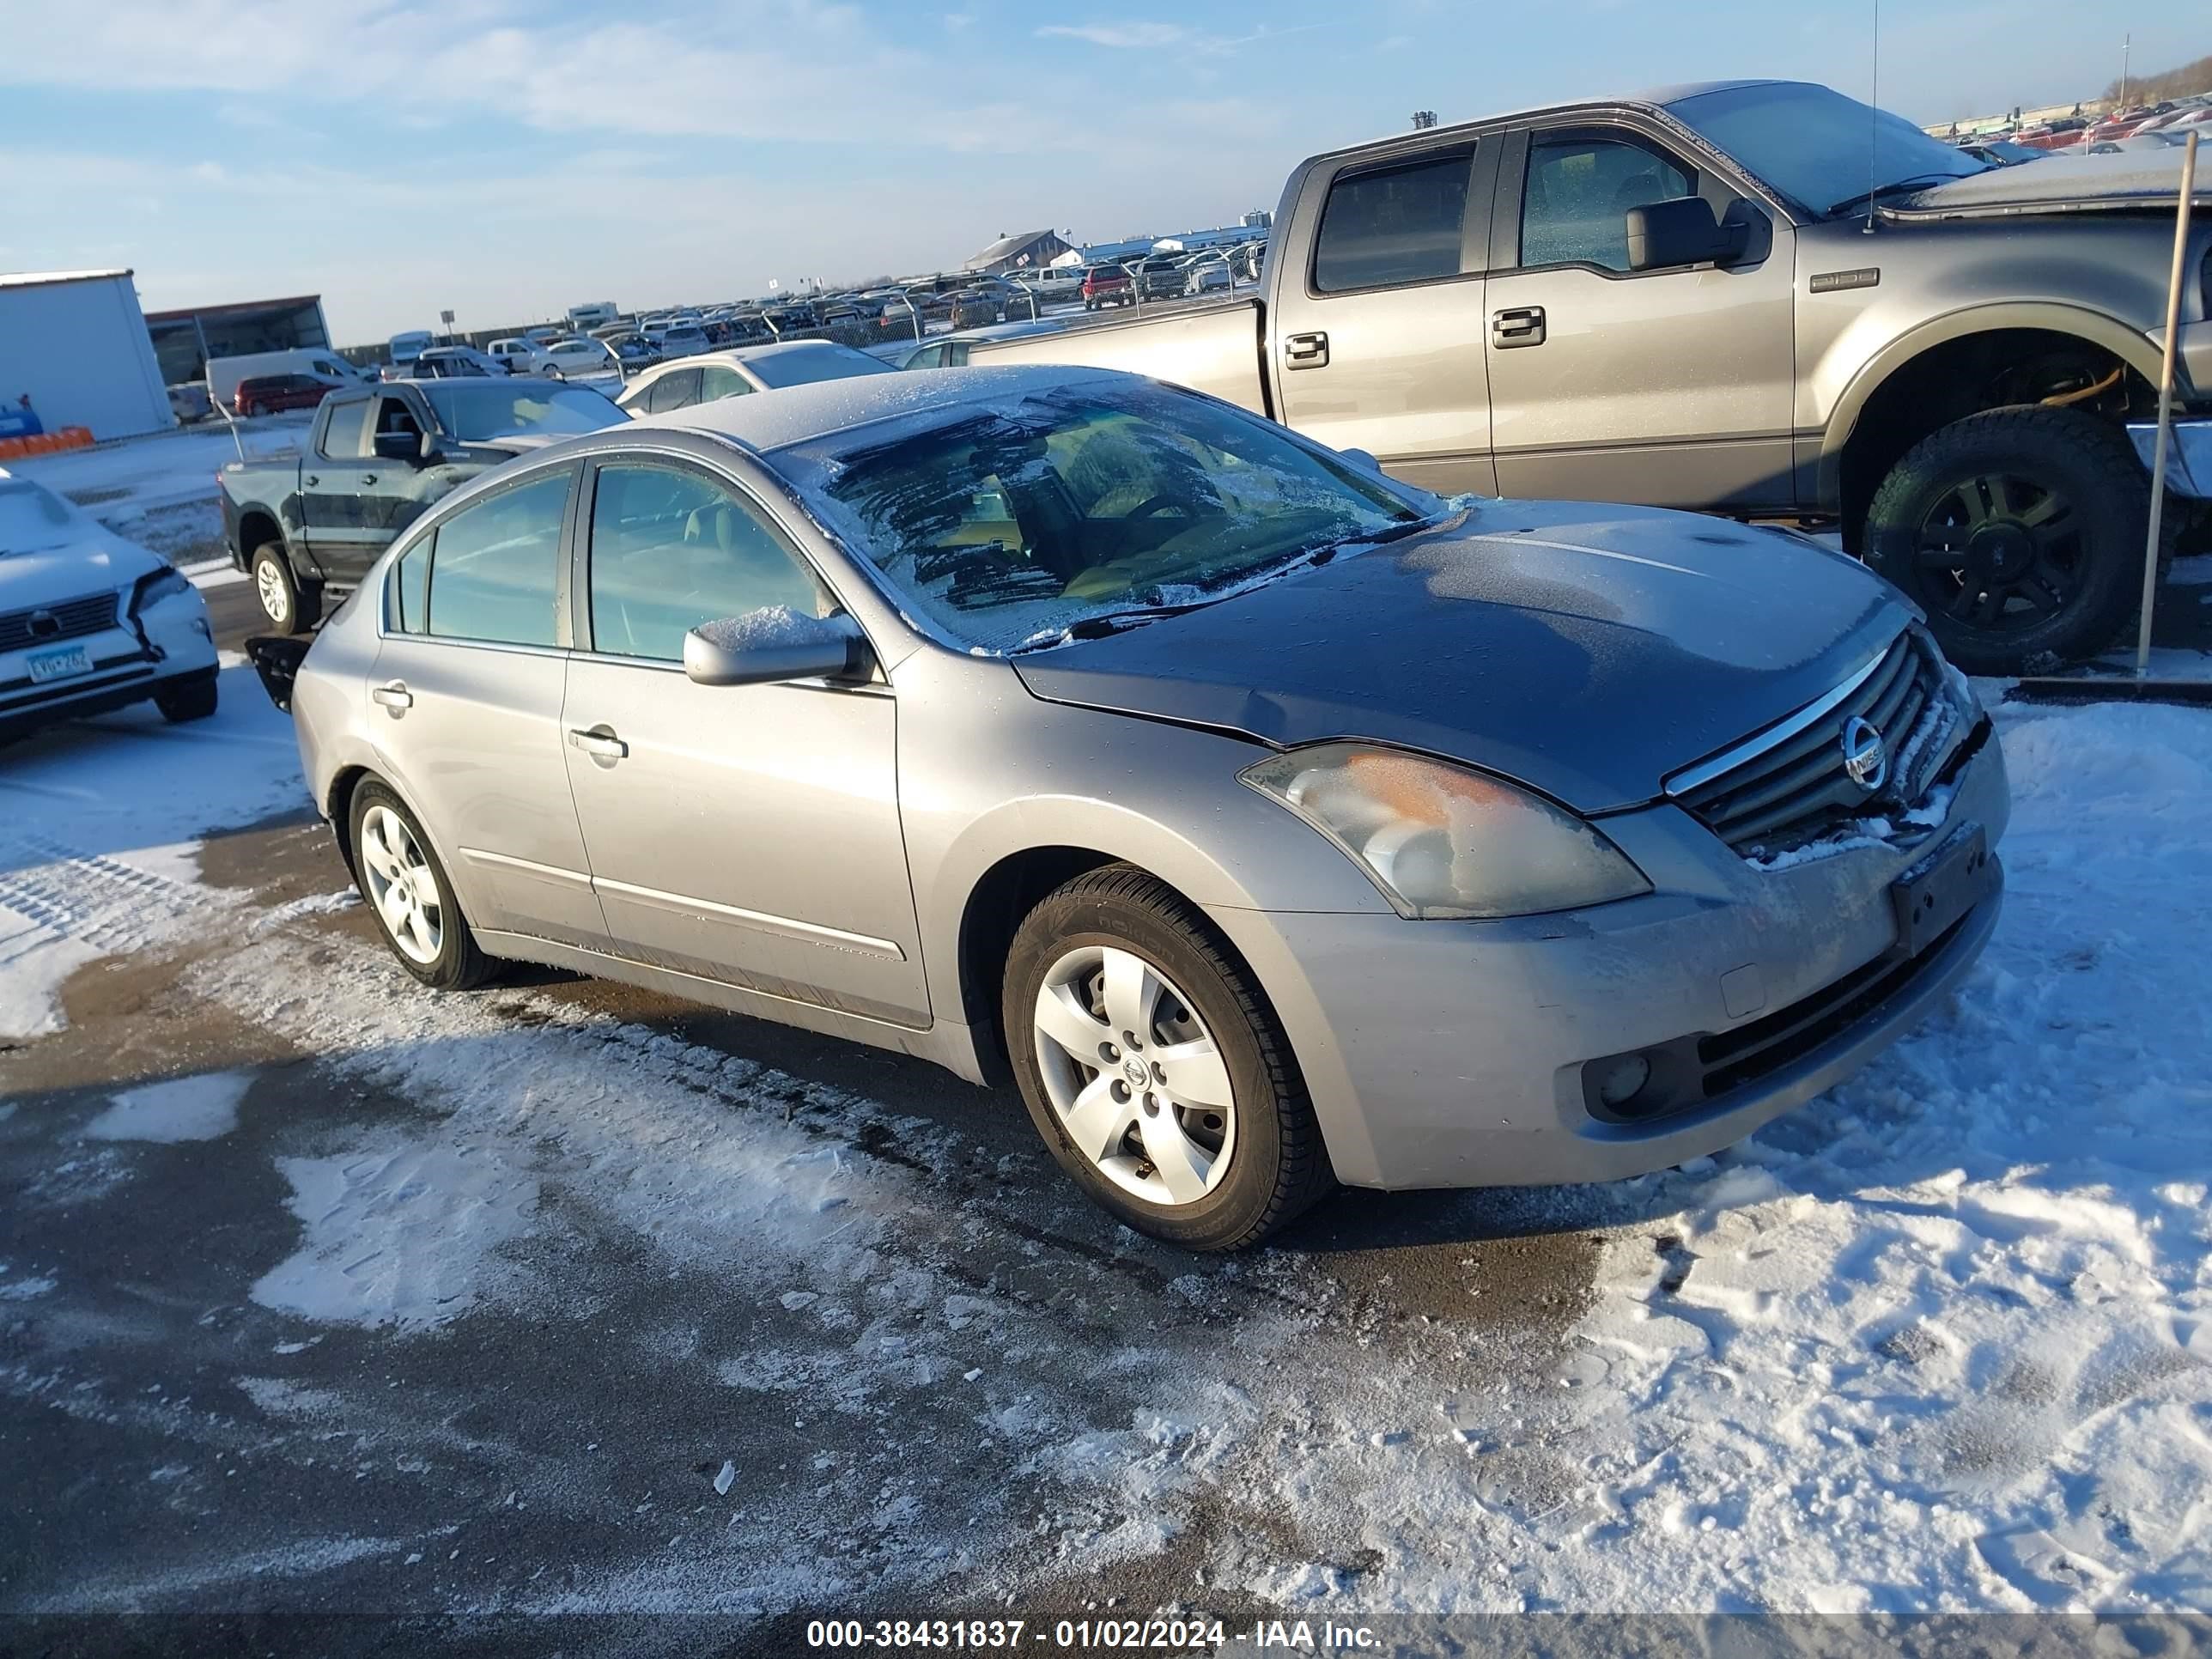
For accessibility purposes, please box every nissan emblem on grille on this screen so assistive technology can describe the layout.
[1841,715,1888,793]
[28,611,60,641]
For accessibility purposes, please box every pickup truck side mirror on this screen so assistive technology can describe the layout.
[683,610,867,687]
[371,428,421,463]
[1625,197,1747,271]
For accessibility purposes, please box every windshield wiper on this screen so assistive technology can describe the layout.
[1824,170,1983,217]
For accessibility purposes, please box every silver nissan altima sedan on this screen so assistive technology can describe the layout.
[273,366,2008,1249]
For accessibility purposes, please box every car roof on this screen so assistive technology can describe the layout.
[632,362,1127,453]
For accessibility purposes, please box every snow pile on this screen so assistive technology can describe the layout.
[0,663,303,1036]
[82,1071,252,1143]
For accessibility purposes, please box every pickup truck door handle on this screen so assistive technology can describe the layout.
[303,474,319,487]
[360,473,377,485]
[1282,331,1329,369]
[567,726,628,763]
[1492,307,1547,348]
[370,681,413,712]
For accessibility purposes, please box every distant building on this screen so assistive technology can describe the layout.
[963,230,1075,276]
[0,270,173,441]
[143,294,332,386]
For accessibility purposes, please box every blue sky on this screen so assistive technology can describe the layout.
[0,0,2202,342]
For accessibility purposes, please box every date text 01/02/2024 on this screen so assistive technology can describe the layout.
[803,1615,1382,1650]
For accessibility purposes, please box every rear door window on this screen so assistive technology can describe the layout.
[423,471,569,647]
[646,368,703,413]
[1310,147,1474,293]
[699,365,750,401]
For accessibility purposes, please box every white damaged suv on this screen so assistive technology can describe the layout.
[0,470,219,744]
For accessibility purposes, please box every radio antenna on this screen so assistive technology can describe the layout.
[1864,0,1881,234]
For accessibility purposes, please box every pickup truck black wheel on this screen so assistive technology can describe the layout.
[251,543,320,636]
[1003,864,1334,1251]
[1863,406,2148,674]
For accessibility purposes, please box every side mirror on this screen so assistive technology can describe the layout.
[1624,196,1745,271]
[1338,447,1382,474]
[684,610,866,687]
[372,428,421,463]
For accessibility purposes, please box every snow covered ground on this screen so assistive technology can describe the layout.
[1,585,2208,1630]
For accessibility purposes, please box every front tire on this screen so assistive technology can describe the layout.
[1003,865,1332,1250]
[154,675,218,723]
[1863,406,2148,673]
[349,781,495,991]
[251,543,320,635]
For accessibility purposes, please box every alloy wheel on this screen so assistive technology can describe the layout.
[358,804,443,965]
[256,559,290,626]
[1030,945,1235,1206]
[1911,471,2081,637]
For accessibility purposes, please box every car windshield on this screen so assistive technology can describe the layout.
[788,382,1435,653]
[418,382,623,440]
[748,347,895,390]
[1665,82,1989,217]
[0,478,83,555]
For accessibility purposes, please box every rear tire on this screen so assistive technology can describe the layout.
[348,781,495,992]
[1002,864,1333,1250]
[1863,406,2148,674]
[251,543,320,636]
[155,675,218,723]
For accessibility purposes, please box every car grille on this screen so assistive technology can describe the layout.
[0,592,118,653]
[1669,629,1970,860]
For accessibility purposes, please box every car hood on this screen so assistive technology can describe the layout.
[1010,501,1911,812]
[1890,149,2212,218]
[1,528,167,603]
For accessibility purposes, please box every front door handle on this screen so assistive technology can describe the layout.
[567,726,628,763]
[361,473,377,485]
[1282,331,1329,369]
[1492,307,1547,348]
[303,474,319,487]
[371,680,412,712]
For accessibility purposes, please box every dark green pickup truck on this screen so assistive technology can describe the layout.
[218,378,623,633]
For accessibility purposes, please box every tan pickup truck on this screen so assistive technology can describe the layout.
[969,79,2212,673]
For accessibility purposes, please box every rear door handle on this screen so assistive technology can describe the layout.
[567,726,628,762]
[303,474,319,487]
[1492,307,1547,347]
[371,681,412,711]
[361,473,377,485]
[1282,331,1329,368]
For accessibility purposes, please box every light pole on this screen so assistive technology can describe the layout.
[2120,33,2130,109]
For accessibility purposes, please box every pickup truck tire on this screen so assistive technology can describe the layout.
[1003,864,1334,1251]
[252,543,320,636]
[1863,407,2148,673]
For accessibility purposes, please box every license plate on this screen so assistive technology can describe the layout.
[27,645,94,684]
[1889,823,1996,958]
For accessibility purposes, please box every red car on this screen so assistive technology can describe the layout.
[1081,265,1133,310]
[233,374,336,416]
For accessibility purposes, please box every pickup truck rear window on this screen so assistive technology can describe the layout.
[1311,147,1472,294]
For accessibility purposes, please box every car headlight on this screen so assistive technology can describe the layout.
[130,567,194,613]
[1241,743,1650,919]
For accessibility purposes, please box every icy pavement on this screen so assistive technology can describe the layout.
[0,674,2206,1627]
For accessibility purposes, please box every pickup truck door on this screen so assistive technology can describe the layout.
[1266,139,1499,497]
[1480,121,1797,511]
[295,392,381,585]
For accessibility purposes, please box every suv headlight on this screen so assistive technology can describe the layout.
[1241,744,1650,919]
[129,567,194,613]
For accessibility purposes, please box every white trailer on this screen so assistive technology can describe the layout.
[0,270,173,441]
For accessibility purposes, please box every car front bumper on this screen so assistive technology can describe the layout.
[0,593,218,742]
[1207,724,2010,1190]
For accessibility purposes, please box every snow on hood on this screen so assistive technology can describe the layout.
[1893,147,2212,216]
[1012,500,1910,813]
